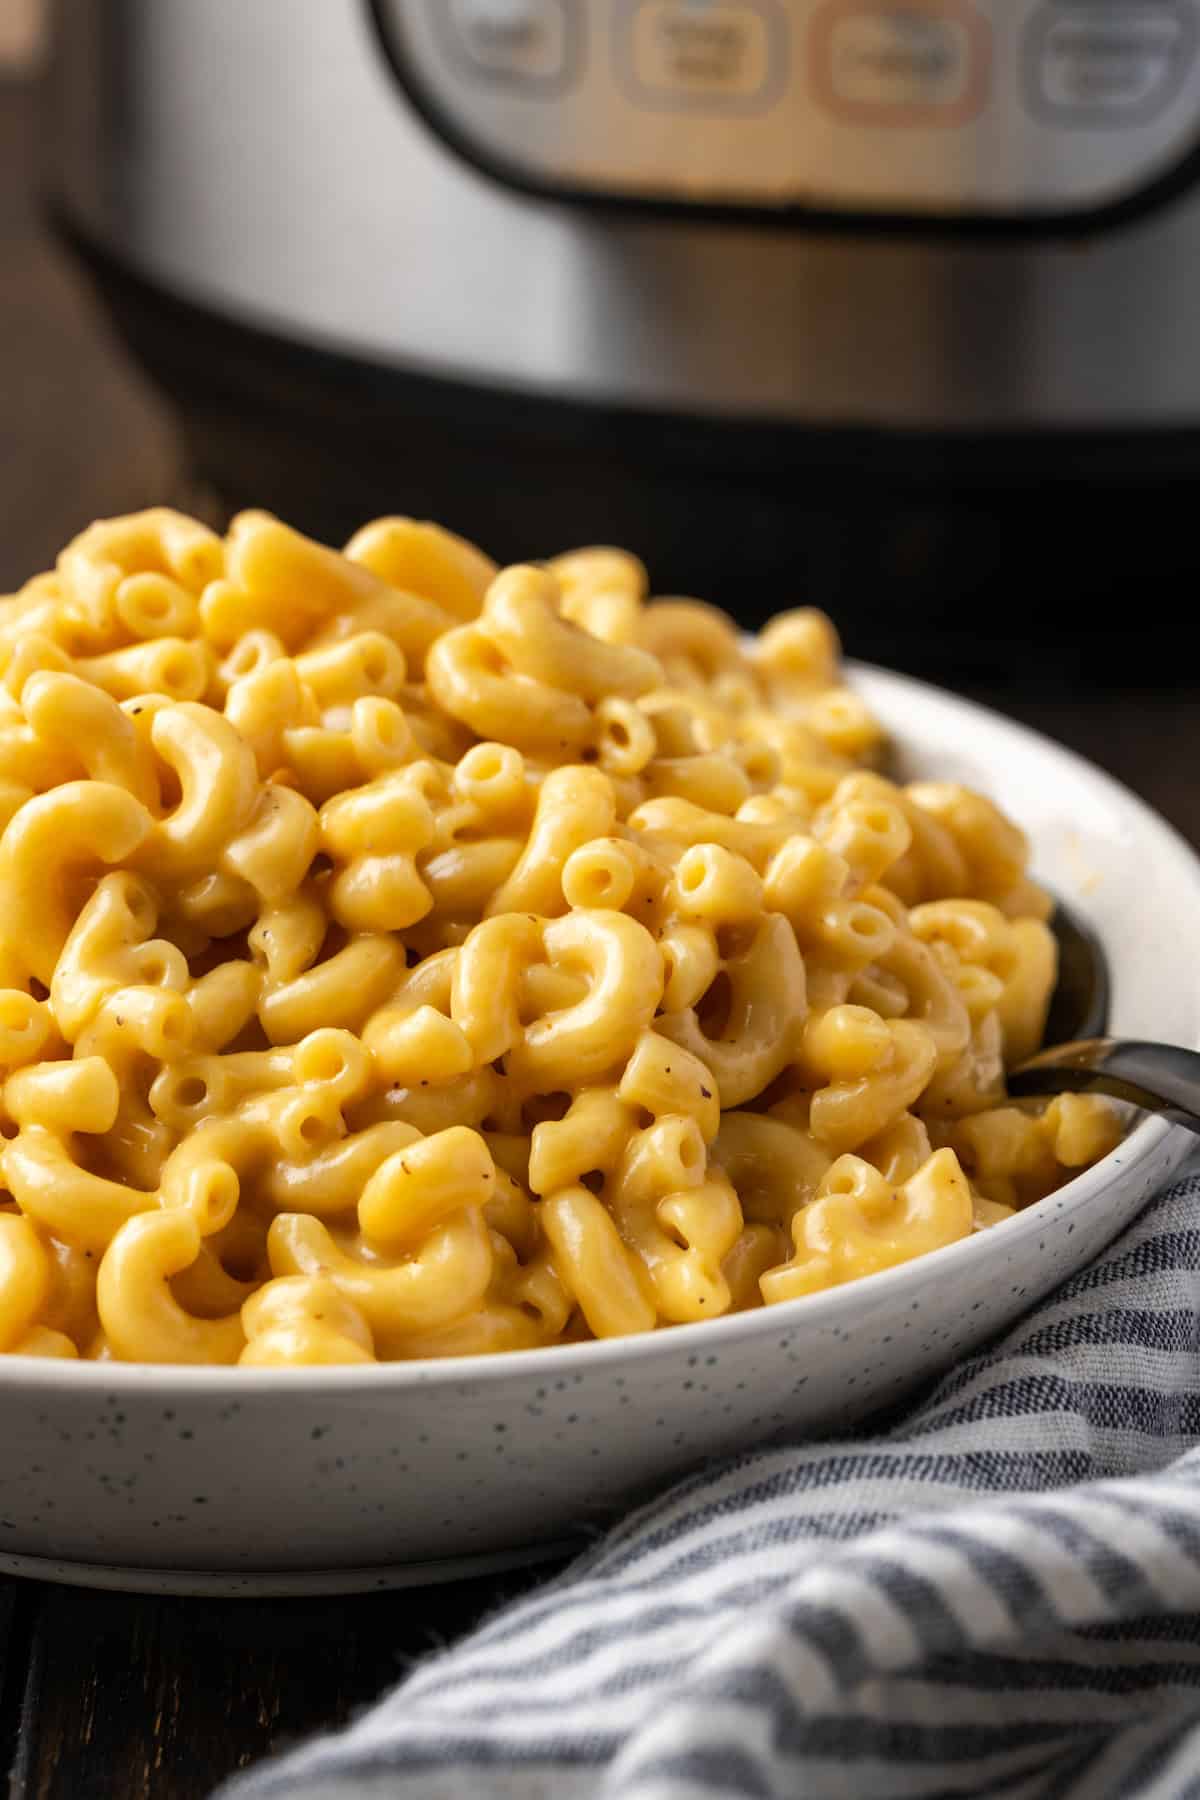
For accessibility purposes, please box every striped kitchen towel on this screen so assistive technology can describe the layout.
[219,1167,1200,1800]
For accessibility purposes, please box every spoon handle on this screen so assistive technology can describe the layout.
[1009,1039,1200,1136]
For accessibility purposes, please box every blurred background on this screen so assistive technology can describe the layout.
[0,0,182,584]
[0,0,1196,838]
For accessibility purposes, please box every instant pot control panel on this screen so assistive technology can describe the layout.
[373,0,1200,219]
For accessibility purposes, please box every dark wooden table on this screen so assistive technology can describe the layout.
[2,73,1199,1800]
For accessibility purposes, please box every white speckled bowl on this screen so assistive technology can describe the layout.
[1,667,1198,1595]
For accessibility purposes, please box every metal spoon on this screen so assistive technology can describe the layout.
[1007,899,1200,1135]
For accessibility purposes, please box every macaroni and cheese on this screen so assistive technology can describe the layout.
[0,509,1121,1364]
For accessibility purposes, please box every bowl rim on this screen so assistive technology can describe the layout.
[3,661,1197,1394]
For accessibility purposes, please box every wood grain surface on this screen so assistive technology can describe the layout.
[1,1570,559,1798]
[1,71,1198,1800]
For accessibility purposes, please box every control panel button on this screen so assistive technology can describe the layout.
[1026,3,1196,125]
[615,0,787,112]
[438,0,576,90]
[811,0,990,126]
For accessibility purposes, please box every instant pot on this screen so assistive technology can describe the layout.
[47,0,1200,674]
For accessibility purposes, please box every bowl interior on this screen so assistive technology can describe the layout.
[856,662,1200,1055]
[2,665,1198,1398]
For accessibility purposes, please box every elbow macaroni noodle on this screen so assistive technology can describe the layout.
[0,509,1122,1364]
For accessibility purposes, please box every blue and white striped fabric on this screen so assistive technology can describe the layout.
[220,1167,1200,1800]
